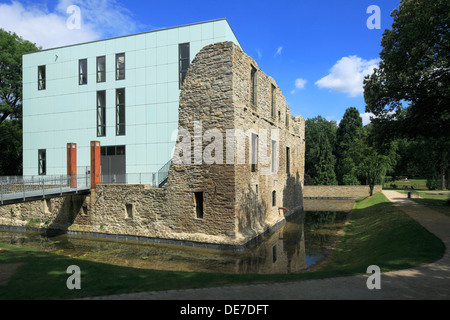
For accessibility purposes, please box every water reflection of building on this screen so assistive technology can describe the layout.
[235,212,306,274]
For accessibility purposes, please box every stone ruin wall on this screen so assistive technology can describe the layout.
[230,42,305,242]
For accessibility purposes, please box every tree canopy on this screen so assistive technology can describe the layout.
[363,0,450,140]
[0,28,40,124]
[0,29,39,175]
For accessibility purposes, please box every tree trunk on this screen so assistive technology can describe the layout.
[442,169,446,191]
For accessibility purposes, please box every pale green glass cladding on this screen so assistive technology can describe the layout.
[22,19,241,179]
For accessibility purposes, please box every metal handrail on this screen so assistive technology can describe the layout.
[0,174,90,204]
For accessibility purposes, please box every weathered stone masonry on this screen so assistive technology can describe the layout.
[0,42,305,248]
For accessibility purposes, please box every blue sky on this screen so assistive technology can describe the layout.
[0,0,401,124]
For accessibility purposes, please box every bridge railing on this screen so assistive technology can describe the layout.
[100,161,171,187]
[0,174,90,204]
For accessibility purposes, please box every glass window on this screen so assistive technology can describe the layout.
[97,91,106,137]
[250,66,257,106]
[38,65,46,90]
[116,53,125,80]
[38,149,46,175]
[116,88,125,135]
[179,43,190,88]
[97,56,106,83]
[79,59,87,85]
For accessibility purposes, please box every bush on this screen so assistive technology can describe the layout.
[426,178,439,190]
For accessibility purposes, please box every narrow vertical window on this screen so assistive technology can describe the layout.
[125,204,133,219]
[286,147,290,175]
[38,149,46,175]
[250,66,257,106]
[251,133,258,172]
[194,192,204,219]
[97,90,106,137]
[272,190,276,207]
[179,43,190,88]
[116,53,125,80]
[38,65,46,90]
[79,59,87,85]
[271,140,277,173]
[271,84,276,118]
[97,56,106,83]
[285,109,289,128]
[116,88,125,135]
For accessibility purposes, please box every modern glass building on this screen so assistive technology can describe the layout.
[22,19,241,184]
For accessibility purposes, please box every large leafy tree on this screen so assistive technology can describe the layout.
[0,120,22,175]
[348,126,398,196]
[363,0,449,189]
[0,28,39,123]
[364,0,450,139]
[0,29,39,175]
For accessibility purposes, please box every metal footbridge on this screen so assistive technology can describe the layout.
[0,175,91,205]
[0,160,171,206]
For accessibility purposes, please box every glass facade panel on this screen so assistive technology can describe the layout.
[179,43,190,88]
[38,65,46,90]
[97,90,106,137]
[116,53,125,80]
[97,56,106,83]
[116,88,125,135]
[79,59,87,85]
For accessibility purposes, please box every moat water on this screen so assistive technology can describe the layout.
[0,199,353,274]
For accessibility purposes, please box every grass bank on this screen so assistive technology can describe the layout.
[0,192,445,299]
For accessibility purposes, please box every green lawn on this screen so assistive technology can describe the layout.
[0,192,445,299]
[383,179,428,190]
[410,192,450,218]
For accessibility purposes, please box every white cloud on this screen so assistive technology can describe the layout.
[295,78,306,89]
[291,78,307,94]
[360,112,374,126]
[315,55,380,97]
[275,46,283,56]
[0,0,141,49]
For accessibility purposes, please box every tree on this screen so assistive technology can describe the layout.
[363,0,449,189]
[304,116,338,184]
[0,28,39,123]
[364,0,450,140]
[335,107,363,184]
[312,130,337,185]
[0,119,22,175]
[0,29,39,175]
[349,126,398,196]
